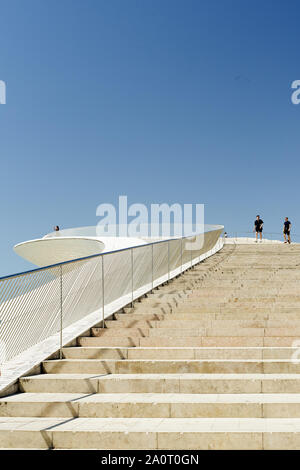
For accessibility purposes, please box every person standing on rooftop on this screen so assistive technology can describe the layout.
[253,215,263,242]
[53,225,60,237]
[283,217,292,244]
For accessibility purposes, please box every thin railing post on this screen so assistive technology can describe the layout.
[131,248,134,307]
[151,244,154,292]
[190,239,193,269]
[59,265,63,360]
[181,238,183,273]
[167,241,170,282]
[101,255,105,328]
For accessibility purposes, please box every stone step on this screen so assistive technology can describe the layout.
[42,359,117,374]
[190,287,238,293]
[3,393,300,418]
[19,374,101,393]
[114,312,166,321]
[175,306,300,314]
[78,336,141,347]
[123,305,173,314]
[97,374,300,394]
[92,326,300,338]
[188,295,277,301]
[114,312,300,321]
[105,318,300,329]
[151,286,191,293]
[196,287,300,293]
[80,335,299,347]
[191,289,292,295]
[218,312,300,320]
[42,359,300,375]
[63,347,129,359]
[105,319,265,329]
[204,280,300,287]
[62,346,299,360]
[135,297,183,306]
[177,301,300,308]
[0,393,84,418]
[20,373,300,394]
[145,292,188,299]
[166,276,197,281]
[191,298,300,304]
[92,327,150,337]
[2,417,300,449]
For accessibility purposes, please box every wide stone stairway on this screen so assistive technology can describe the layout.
[2,243,300,449]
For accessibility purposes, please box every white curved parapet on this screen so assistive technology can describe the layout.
[1,224,224,393]
[14,224,224,268]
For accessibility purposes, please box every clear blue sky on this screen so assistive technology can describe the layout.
[0,0,300,276]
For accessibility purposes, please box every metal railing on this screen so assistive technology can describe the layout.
[0,227,223,364]
[226,231,300,243]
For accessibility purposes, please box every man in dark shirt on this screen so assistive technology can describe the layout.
[253,215,264,242]
[283,217,291,244]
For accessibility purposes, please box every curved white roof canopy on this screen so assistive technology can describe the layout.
[14,224,223,268]
[14,233,147,267]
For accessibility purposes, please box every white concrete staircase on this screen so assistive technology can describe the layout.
[2,244,300,449]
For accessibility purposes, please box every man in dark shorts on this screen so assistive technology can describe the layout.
[253,215,263,242]
[283,217,291,244]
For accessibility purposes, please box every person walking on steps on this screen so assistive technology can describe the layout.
[253,215,263,242]
[283,217,291,244]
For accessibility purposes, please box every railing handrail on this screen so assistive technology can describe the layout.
[2,225,224,282]
[230,231,299,235]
